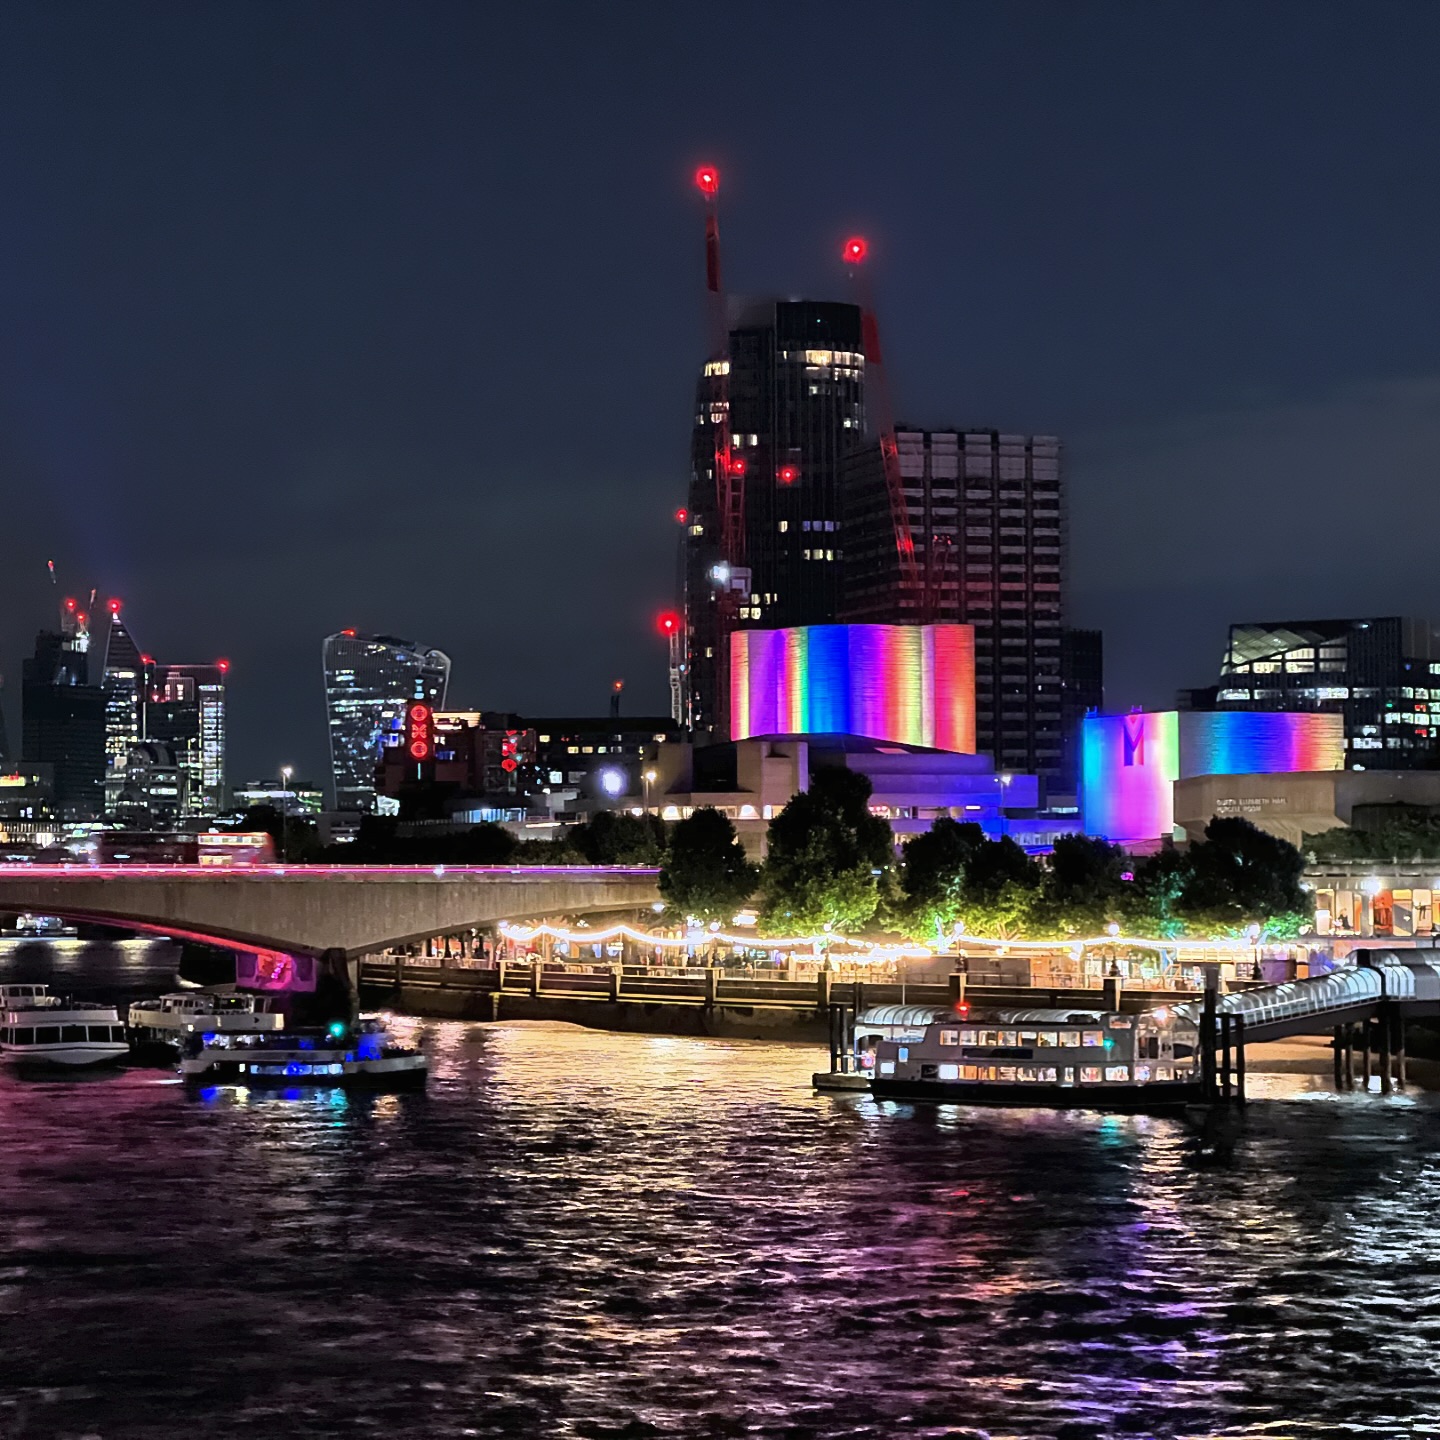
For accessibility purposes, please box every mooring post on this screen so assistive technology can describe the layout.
[704,965,719,1010]
[1103,973,1123,1013]
[609,964,623,1003]
[827,1005,840,1074]
[1220,1015,1233,1101]
[818,969,832,1011]
[948,971,966,1009]
[1333,1025,1344,1090]
[1234,1015,1247,1105]
[1361,1019,1372,1092]
[1343,1023,1355,1090]
[1201,975,1218,1103]
[1397,1013,1408,1090]
[1379,1004,1394,1096]
[530,958,542,1000]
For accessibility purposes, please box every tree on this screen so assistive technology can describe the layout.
[570,811,667,865]
[1035,833,1131,937]
[757,767,895,934]
[1175,816,1308,937]
[896,819,985,941]
[951,835,1043,939]
[658,807,758,923]
[240,804,321,863]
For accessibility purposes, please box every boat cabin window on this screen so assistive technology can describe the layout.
[938,1028,960,1047]
[33,1027,59,1045]
[88,1025,123,1042]
[1080,1066,1102,1082]
[1138,1035,1161,1060]
[9,1028,33,1045]
[1105,1065,1130,1082]
[1058,1031,1080,1047]
[1082,1030,1103,1047]
[61,1026,87,1043]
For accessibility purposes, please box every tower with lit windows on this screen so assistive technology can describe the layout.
[322,632,450,812]
[683,298,866,735]
[144,661,228,818]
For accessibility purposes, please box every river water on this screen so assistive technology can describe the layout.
[1,945,1439,1439]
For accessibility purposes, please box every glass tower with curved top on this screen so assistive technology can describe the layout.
[323,632,450,812]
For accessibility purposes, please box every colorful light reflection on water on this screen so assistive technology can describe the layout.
[0,1014,1438,1438]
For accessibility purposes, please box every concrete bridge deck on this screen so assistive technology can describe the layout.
[0,865,661,959]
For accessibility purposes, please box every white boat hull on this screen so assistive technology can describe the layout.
[2,1042,130,1068]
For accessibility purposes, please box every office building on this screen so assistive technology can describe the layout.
[100,602,145,775]
[323,631,450,812]
[841,429,1073,788]
[106,741,186,829]
[1180,618,1440,769]
[683,299,867,734]
[374,711,538,821]
[22,627,106,821]
[145,662,228,817]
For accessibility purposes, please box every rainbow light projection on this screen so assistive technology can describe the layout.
[730,623,975,753]
[1082,710,1345,842]
[1179,711,1345,776]
[1081,711,1181,845]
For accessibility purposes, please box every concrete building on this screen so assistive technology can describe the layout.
[645,734,1038,858]
[1174,769,1440,847]
[840,429,1079,792]
[22,627,105,821]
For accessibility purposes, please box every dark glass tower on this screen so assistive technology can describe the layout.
[22,629,105,821]
[682,299,866,735]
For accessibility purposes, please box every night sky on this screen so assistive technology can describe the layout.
[4,2,1440,788]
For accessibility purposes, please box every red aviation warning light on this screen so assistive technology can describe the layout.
[64,598,76,612]
[777,465,799,485]
[107,598,121,615]
[695,166,719,196]
[217,659,230,674]
[729,455,746,477]
[656,610,681,637]
[842,236,868,265]
[674,507,689,525]
[406,702,434,762]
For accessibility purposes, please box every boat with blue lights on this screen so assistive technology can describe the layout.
[178,1017,428,1089]
[863,1004,1204,1110]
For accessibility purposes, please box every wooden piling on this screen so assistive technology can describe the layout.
[1361,1020,1372,1092]
[1201,980,1218,1103]
[1333,1025,1344,1090]
[1234,1016,1247,1105]
[1379,1005,1393,1096]
[1397,1014,1408,1090]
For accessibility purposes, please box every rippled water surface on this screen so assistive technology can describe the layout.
[2,957,1440,1438]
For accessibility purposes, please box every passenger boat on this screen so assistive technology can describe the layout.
[866,1005,1203,1110]
[179,1017,428,1089]
[128,991,284,1053]
[0,984,129,1068]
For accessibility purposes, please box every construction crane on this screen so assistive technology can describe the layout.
[841,237,923,619]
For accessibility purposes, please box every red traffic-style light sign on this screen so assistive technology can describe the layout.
[500,730,520,774]
[695,166,719,196]
[842,236,868,265]
[407,702,434,762]
[777,465,799,485]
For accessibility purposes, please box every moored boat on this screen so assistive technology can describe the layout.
[179,1017,427,1090]
[128,991,284,1053]
[0,984,129,1069]
[867,1005,1203,1110]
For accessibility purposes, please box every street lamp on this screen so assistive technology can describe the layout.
[280,765,293,861]
[642,768,657,813]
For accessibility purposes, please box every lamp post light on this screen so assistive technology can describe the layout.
[642,768,657,814]
[280,765,293,861]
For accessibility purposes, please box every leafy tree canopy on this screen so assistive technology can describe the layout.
[569,810,667,865]
[757,766,895,935]
[658,807,758,923]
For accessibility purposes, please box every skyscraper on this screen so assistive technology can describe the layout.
[101,602,145,775]
[841,429,1076,789]
[145,662,228,817]
[683,299,866,734]
[323,632,450,811]
[22,625,105,821]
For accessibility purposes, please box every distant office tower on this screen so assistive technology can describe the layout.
[683,299,867,734]
[1059,628,1104,799]
[322,632,450,811]
[1180,617,1440,769]
[106,741,186,828]
[841,429,1075,788]
[100,603,145,775]
[22,627,105,820]
[145,662,228,817]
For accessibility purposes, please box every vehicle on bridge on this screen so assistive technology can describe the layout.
[0,985,129,1069]
[179,1017,427,1090]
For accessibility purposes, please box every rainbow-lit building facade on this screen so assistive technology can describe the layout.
[1082,710,1345,845]
[730,623,976,753]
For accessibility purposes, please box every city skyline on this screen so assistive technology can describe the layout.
[4,4,1440,785]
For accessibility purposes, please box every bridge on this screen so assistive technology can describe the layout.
[0,865,661,959]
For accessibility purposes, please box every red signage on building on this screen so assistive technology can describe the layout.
[407,702,434,762]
